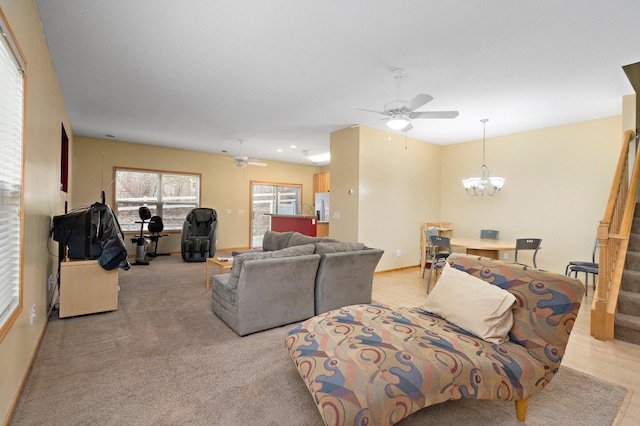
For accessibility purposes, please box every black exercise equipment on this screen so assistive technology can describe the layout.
[131,207,152,265]
[146,215,169,258]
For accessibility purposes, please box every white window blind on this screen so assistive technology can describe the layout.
[0,18,24,337]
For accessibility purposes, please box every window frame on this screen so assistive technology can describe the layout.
[113,167,201,233]
[0,9,26,343]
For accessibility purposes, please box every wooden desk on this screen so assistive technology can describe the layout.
[205,257,233,291]
[450,238,516,260]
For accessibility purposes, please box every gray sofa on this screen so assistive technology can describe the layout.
[211,244,321,336]
[313,242,384,314]
[211,231,384,336]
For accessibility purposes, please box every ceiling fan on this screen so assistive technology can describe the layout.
[227,140,267,168]
[355,68,459,132]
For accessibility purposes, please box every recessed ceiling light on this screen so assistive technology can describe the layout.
[276,149,283,152]
[290,145,297,148]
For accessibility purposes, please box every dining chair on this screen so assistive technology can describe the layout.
[565,238,598,296]
[426,235,451,293]
[480,229,499,240]
[421,229,441,278]
[514,238,542,268]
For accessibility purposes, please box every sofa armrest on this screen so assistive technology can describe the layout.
[234,254,321,335]
[314,248,384,315]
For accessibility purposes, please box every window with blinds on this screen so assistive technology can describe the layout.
[0,13,25,342]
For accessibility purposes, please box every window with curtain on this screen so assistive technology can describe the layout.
[114,168,200,232]
[0,12,26,342]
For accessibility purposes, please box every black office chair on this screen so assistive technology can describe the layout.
[565,238,598,296]
[421,229,440,278]
[426,235,451,294]
[514,238,542,268]
[480,229,499,240]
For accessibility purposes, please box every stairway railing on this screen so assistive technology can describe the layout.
[591,130,638,340]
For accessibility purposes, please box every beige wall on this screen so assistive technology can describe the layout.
[71,136,322,253]
[329,127,360,243]
[0,0,71,423]
[330,116,624,275]
[330,126,442,271]
[0,2,631,422]
[441,116,624,274]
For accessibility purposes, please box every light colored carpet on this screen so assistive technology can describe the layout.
[11,255,628,425]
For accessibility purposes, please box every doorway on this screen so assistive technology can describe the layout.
[250,182,301,248]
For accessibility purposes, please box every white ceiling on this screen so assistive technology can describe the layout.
[35,0,640,166]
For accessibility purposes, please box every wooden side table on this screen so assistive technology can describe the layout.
[59,259,118,318]
[205,257,233,291]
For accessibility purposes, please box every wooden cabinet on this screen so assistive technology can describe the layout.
[59,259,119,318]
[313,172,330,193]
[316,223,329,237]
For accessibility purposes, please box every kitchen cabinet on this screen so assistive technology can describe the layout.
[313,172,330,193]
[316,223,329,237]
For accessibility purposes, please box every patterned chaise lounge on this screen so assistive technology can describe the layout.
[285,253,584,425]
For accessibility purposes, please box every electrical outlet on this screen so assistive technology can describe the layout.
[503,252,509,260]
[396,249,401,257]
[48,274,53,291]
[30,304,36,325]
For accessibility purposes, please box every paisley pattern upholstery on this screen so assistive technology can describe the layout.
[285,254,584,425]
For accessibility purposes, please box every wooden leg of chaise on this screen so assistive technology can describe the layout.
[515,398,527,422]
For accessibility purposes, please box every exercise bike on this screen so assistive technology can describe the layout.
[130,207,169,265]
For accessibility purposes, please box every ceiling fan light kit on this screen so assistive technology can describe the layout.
[462,119,505,197]
[386,115,411,130]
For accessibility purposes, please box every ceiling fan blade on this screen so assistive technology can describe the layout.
[352,117,387,128]
[410,111,460,119]
[404,94,433,112]
[247,161,267,167]
[353,107,390,116]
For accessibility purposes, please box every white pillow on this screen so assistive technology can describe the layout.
[422,263,517,344]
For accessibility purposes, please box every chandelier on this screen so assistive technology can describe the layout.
[462,119,505,197]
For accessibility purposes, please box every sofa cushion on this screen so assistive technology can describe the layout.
[287,232,337,247]
[314,241,365,254]
[262,230,295,251]
[227,251,274,289]
[271,243,315,258]
[422,262,516,344]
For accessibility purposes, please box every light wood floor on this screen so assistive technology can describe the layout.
[371,267,640,425]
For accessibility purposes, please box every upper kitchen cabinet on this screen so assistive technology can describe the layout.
[313,172,330,193]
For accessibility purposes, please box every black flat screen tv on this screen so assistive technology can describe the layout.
[52,207,102,260]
